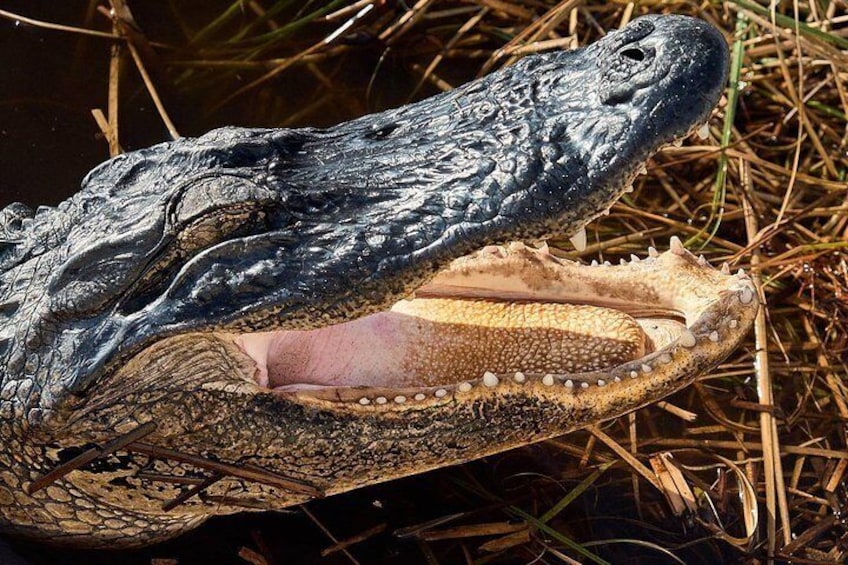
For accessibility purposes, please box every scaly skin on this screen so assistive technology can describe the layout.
[0,16,745,546]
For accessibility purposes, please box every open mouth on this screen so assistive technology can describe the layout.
[230,237,757,406]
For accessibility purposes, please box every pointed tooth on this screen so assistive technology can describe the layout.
[569,228,587,252]
[679,329,697,348]
[623,184,634,193]
[590,259,599,267]
[508,241,525,252]
[697,122,710,139]
[698,255,708,266]
[603,261,612,267]
[601,208,611,216]
[638,163,648,175]
[483,372,499,388]
[721,262,731,275]
[542,374,555,387]
[669,236,686,256]
[648,246,659,258]
[630,254,640,263]
[619,258,627,266]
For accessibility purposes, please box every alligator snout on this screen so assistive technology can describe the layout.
[599,16,728,129]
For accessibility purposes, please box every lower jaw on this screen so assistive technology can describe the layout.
[230,238,749,396]
[235,297,687,392]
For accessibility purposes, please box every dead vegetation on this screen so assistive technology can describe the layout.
[2,1,846,563]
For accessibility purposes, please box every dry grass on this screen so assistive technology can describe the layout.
[4,1,847,563]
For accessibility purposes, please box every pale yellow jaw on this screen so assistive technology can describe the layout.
[233,237,757,402]
[251,298,650,390]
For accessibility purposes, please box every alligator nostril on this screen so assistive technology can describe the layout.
[620,48,645,62]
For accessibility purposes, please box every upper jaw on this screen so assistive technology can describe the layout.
[70,16,729,402]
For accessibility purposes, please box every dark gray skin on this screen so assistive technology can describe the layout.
[0,16,729,546]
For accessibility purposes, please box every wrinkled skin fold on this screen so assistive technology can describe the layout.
[0,15,752,547]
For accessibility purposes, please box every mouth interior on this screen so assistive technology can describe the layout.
[233,248,688,393]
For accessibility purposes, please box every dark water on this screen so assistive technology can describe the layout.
[0,0,433,210]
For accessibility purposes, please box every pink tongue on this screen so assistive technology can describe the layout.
[236,298,648,391]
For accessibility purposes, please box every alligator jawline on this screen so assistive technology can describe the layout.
[226,237,757,406]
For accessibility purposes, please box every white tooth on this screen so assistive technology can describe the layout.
[679,330,696,348]
[597,379,606,387]
[669,236,686,256]
[641,363,653,373]
[721,263,731,275]
[564,379,574,388]
[638,163,648,175]
[648,246,659,258]
[697,123,710,139]
[376,396,388,405]
[483,372,499,387]
[435,389,448,398]
[359,397,371,405]
[601,208,611,216]
[603,261,612,267]
[569,228,587,252]
[709,331,719,343]
[630,254,640,263]
[630,370,638,379]
[394,395,406,404]
[542,374,555,387]
[619,258,627,265]
[590,259,599,267]
[623,184,634,193]
[458,382,472,392]
[698,255,708,266]
[739,286,754,304]
[614,376,621,383]
[414,393,426,401]
[514,372,526,384]
[580,381,589,389]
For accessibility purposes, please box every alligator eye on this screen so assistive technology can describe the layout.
[620,47,645,62]
[367,122,399,140]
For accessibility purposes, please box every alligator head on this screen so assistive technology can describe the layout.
[0,15,753,546]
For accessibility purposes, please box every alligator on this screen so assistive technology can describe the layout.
[0,15,755,547]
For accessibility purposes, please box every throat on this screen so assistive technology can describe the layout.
[235,297,657,391]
